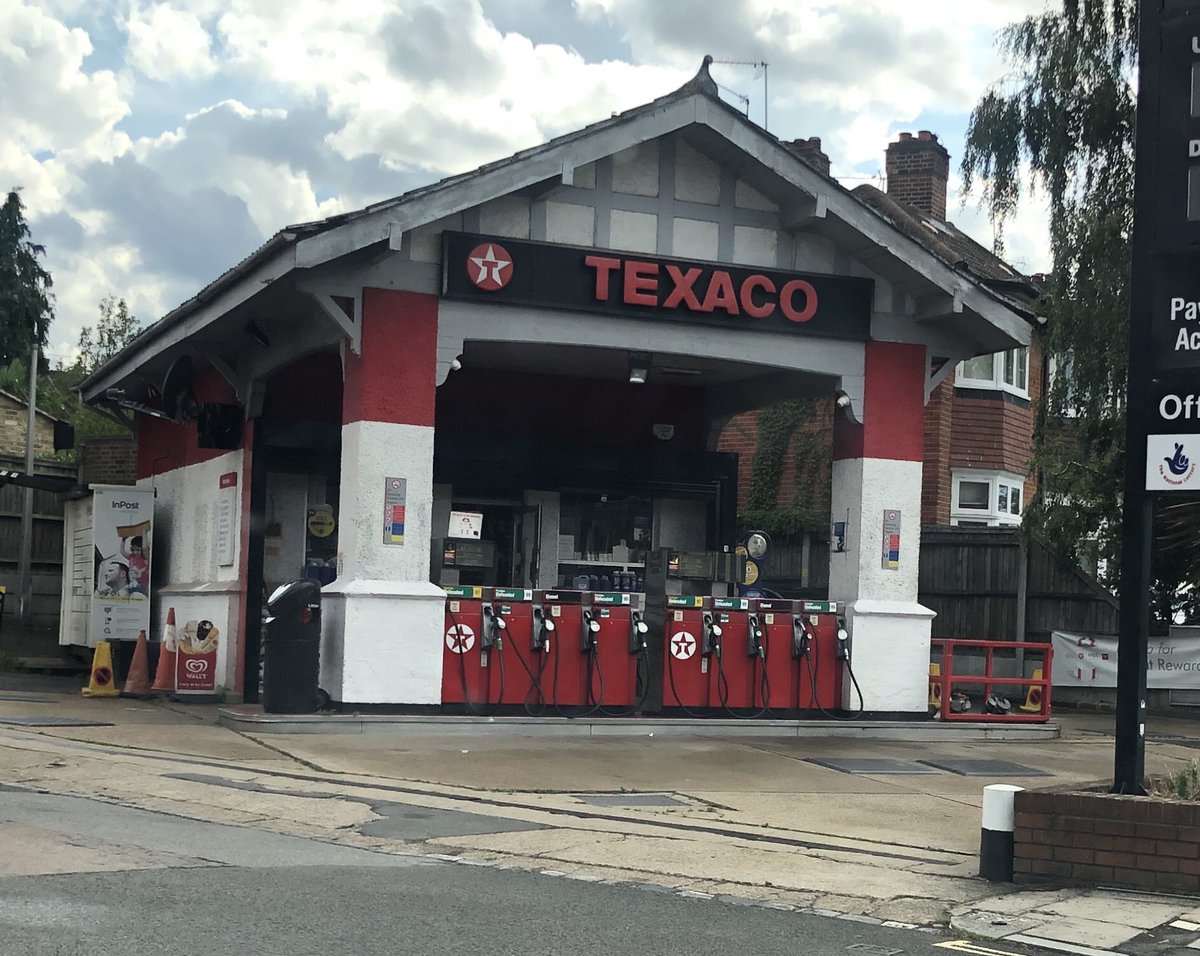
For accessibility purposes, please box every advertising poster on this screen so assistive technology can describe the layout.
[175,618,219,693]
[383,476,406,546]
[90,487,154,646]
[1052,630,1200,689]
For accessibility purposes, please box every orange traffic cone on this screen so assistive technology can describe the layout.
[1019,668,1045,713]
[122,631,152,697]
[152,608,177,693]
[81,641,119,698]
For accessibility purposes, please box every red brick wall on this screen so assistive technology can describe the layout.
[80,435,136,486]
[715,399,833,517]
[922,375,953,524]
[885,131,949,221]
[1015,786,1200,893]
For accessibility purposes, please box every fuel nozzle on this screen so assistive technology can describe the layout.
[581,609,601,653]
[747,614,765,659]
[629,610,650,653]
[532,605,555,653]
[481,604,507,650]
[836,616,850,661]
[702,612,722,657]
[791,616,811,660]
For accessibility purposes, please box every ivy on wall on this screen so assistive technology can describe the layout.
[738,399,830,539]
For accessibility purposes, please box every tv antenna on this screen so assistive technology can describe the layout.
[711,59,769,131]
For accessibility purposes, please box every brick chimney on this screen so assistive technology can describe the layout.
[885,130,949,220]
[784,137,831,176]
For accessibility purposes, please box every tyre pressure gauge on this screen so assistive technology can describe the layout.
[745,531,770,560]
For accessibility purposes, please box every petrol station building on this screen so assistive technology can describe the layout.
[81,60,1036,716]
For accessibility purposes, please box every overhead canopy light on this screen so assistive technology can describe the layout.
[628,352,651,385]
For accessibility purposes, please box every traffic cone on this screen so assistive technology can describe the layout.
[928,663,943,710]
[81,641,119,698]
[122,631,152,698]
[1019,668,1044,713]
[151,608,177,693]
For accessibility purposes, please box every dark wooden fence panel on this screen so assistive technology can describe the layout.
[0,454,76,627]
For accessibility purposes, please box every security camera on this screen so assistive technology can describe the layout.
[835,393,852,408]
[1035,314,1048,326]
[449,358,463,371]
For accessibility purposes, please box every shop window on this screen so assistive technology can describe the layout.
[957,347,1029,397]
[557,493,653,589]
[951,470,1024,527]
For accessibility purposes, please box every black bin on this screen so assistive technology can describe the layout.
[262,580,322,714]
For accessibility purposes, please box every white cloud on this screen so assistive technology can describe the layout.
[125,3,216,82]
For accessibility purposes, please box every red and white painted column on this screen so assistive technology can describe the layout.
[829,341,935,713]
[319,289,445,704]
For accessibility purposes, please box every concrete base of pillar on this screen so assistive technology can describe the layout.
[843,598,935,713]
[319,579,446,704]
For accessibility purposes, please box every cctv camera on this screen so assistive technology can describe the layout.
[835,393,851,408]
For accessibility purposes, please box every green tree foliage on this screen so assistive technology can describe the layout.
[960,1,1137,587]
[0,189,53,368]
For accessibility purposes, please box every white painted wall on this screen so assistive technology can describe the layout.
[735,179,778,211]
[321,419,443,703]
[673,218,719,260]
[732,225,777,267]
[612,141,659,196]
[674,141,720,204]
[609,210,658,252]
[828,456,934,713]
[138,450,246,694]
[477,196,531,238]
[545,202,595,246]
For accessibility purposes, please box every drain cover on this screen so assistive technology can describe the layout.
[573,793,685,807]
[806,757,942,775]
[919,758,1052,777]
[0,716,113,727]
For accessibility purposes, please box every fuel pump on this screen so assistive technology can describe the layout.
[746,612,770,717]
[628,609,652,714]
[522,604,555,715]
[480,602,506,708]
[442,586,493,714]
[836,616,866,718]
[580,607,605,713]
[702,611,730,712]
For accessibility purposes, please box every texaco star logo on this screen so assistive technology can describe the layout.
[669,631,697,661]
[446,624,476,654]
[466,242,513,292]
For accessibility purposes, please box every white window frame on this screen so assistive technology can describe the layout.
[950,470,1026,527]
[956,347,1030,398]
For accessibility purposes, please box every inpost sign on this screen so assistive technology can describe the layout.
[442,232,874,340]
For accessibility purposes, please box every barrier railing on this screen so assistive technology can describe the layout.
[930,639,1052,722]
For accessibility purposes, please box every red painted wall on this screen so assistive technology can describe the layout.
[436,368,706,450]
[343,289,438,426]
[261,350,342,422]
[135,362,241,479]
[833,341,926,462]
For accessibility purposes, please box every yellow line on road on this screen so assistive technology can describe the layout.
[936,941,1022,956]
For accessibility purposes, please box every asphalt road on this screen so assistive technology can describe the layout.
[0,789,1015,956]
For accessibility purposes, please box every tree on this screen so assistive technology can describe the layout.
[76,295,141,374]
[0,190,53,368]
[960,1,1137,590]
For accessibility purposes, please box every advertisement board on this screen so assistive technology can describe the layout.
[90,487,153,645]
[1052,630,1200,690]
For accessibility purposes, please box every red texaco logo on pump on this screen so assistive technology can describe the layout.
[670,631,697,661]
[466,242,513,291]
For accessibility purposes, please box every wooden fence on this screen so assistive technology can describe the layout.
[764,526,1117,642]
[0,454,76,627]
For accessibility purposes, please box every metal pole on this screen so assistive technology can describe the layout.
[17,342,38,623]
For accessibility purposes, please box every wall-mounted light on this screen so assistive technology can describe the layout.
[835,392,851,408]
[628,352,651,385]
[245,320,270,349]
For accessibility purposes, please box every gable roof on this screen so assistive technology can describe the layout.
[81,58,1036,401]
[0,388,59,423]
[852,184,1043,311]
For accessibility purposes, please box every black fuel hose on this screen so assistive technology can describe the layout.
[446,605,484,716]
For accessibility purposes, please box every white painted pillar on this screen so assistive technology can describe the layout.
[829,341,935,713]
[320,289,445,705]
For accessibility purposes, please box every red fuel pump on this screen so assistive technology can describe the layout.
[490,587,538,711]
[662,596,723,715]
[586,592,646,715]
[754,599,843,714]
[538,590,588,713]
[707,598,768,715]
[442,585,509,711]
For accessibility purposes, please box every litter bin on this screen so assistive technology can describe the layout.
[262,579,322,714]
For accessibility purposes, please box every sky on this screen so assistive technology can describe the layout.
[2,0,1054,366]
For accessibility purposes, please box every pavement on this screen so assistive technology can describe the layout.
[4,671,1200,955]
